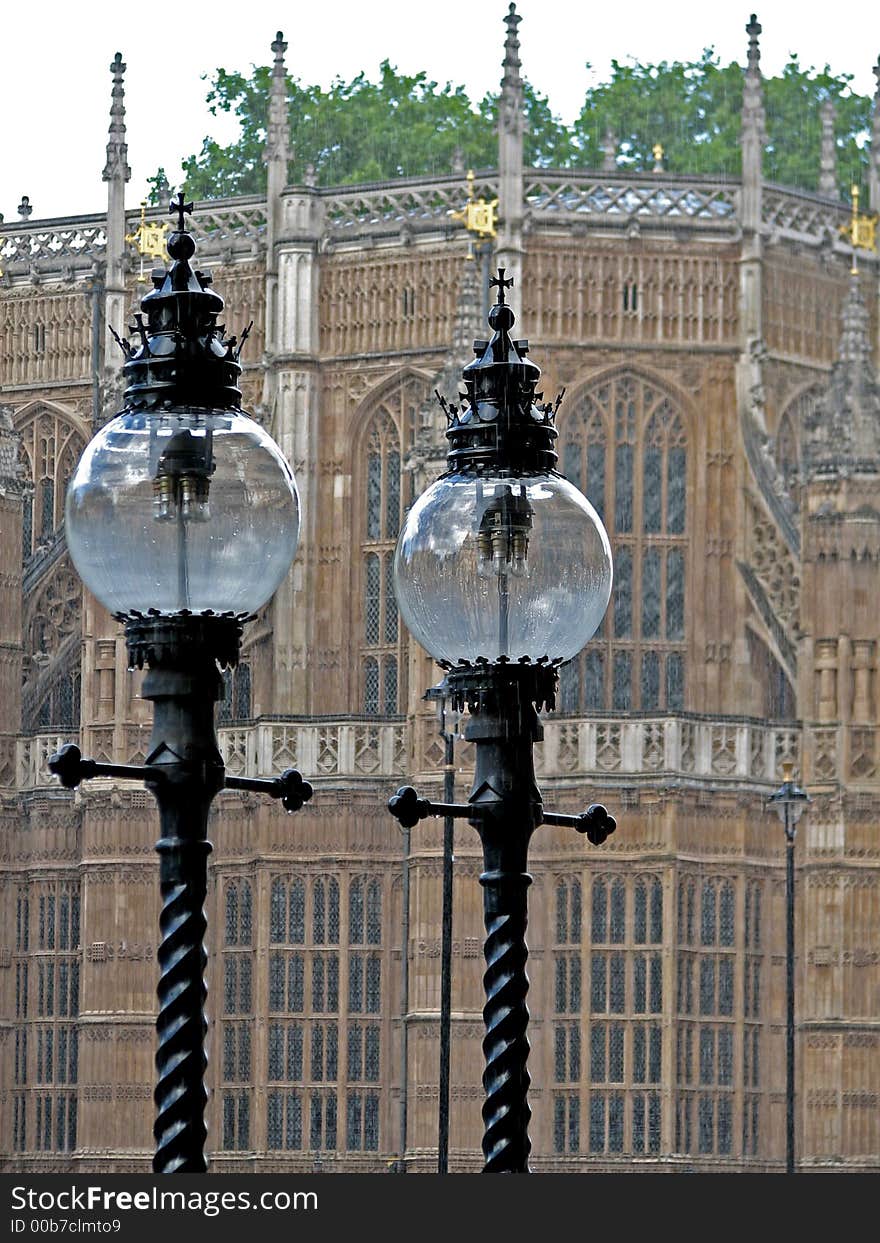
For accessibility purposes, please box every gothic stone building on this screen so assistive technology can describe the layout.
[1,10,879,1172]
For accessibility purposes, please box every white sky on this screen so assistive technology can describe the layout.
[3,0,879,222]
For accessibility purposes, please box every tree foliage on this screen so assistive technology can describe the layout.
[152,51,873,203]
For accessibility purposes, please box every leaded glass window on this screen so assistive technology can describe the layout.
[361,403,411,713]
[553,1094,580,1154]
[309,1092,337,1150]
[225,880,252,946]
[349,880,364,944]
[366,881,382,945]
[218,664,252,724]
[346,1091,380,1151]
[222,1091,250,1151]
[558,374,688,711]
[267,1090,303,1150]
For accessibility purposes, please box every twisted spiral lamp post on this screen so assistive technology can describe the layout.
[48,196,313,1173]
[768,761,810,1175]
[388,271,616,1173]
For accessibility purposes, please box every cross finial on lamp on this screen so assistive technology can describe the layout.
[490,269,514,305]
[170,192,193,234]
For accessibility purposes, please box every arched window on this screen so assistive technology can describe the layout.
[558,374,688,712]
[360,410,404,713]
[17,409,85,560]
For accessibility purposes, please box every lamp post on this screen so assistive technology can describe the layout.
[388,271,616,1173]
[48,196,313,1173]
[423,681,460,1173]
[768,761,810,1175]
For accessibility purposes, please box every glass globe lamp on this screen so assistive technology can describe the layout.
[66,408,299,615]
[394,470,612,666]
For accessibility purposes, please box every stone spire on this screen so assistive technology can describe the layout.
[740,14,766,232]
[266,32,290,188]
[601,129,618,172]
[103,52,131,185]
[496,3,525,317]
[870,57,880,212]
[266,30,290,251]
[265,32,292,353]
[802,275,880,477]
[818,98,837,196]
[102,53,130,390]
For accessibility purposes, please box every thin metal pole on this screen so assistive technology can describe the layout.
[785,808,796,1175]
[399,826,411,1172]
[438,725,455,1173]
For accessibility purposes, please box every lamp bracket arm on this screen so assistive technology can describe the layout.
[541,803,616,846]
[224,767,313,813]
[387,785,473,830]
[48,743,167,790]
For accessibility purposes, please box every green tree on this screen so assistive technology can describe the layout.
[161,62,569,201]
[570,51,744,176]
[154,51,873,203]
[762,59,871,193]
[571,51,870,195]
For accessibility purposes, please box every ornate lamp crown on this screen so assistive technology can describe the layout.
[116,194,251,412]
[439,269,562,474]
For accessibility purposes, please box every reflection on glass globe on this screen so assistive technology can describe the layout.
[66,408,300,615]
[393,472,612,665]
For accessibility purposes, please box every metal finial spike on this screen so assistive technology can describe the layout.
[109,324,134,359]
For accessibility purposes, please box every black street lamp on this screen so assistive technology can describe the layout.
[388,271,616,1173]
[48,196,313,1174]
[768,760,810,1175]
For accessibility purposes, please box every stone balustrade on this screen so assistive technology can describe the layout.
[2,174,871,283]
[16,714,806,792]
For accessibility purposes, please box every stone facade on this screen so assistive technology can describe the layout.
[1,11,879,1173]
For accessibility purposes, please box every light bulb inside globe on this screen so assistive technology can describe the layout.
[66,408,300,616]
[393,471,612,666]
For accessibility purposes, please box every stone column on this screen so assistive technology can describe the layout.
[0,406,24,787]
[264,31,290,361]
[735,13,767,422]
[869,58,880,359]
[102,53,130,384]
[818,99,837,197]
[267,188,324,713]
[495,4,524,320]
[734,15,769,710]
[869,58,880,213]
